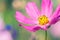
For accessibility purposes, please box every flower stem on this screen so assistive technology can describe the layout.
[45,31,47,40]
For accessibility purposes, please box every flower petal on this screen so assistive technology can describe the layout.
[19,24,41,32]
[41,0,53,17]
[15,11,36,24]
[50,5,60,24]
[40,23,50,30]
[25,2,40,20]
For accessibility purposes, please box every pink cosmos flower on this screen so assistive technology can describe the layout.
[15,0,60,32]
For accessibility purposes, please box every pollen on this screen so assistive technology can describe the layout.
[38,15,49,25]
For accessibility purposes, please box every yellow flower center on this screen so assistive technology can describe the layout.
[38,15,49,25]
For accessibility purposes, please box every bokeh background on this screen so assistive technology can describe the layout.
[0,0,60,40]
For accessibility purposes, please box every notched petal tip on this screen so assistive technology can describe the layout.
[27,2,35,5]
[15,11,20,18]
[15,11,36,25]
[15,11,21,16]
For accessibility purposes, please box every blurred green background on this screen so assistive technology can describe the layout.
[0,0,60,40]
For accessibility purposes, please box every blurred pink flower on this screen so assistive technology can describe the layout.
[0,16,5,30]
[49,20,60,38]
[0,31,13,40]
[0,14,13,40]
[15,0,60,32]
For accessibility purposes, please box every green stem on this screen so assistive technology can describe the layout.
[45,31,47,40]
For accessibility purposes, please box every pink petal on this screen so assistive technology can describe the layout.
[41,0,53,17]
[52,5,60,17]
[49,21,60,38]
[50,5,60,24]
[40,23,50,30]
[25,2,40,20]
[19,24,41,32]
[15,11,36,25]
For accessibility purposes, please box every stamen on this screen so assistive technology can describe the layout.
[38,15,49,25]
